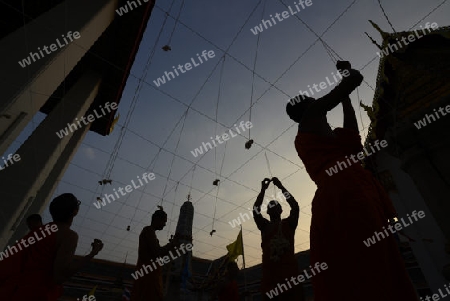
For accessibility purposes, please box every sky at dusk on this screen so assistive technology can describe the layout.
[6,0,450,267]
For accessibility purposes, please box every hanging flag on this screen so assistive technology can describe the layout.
[122,287,131,301]
[226,228,243,262]
[88,285,97,296]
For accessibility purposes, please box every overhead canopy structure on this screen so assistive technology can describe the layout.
[364,23,450,141]
[1,0,156,137]
[0,0,157,248]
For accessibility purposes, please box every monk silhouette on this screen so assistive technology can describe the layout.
[253,177,304,300]
[0,193,103,301]
[286,61,419,300]
[131,209,180,301]
[214,261,240,301]
[26,214,43,231]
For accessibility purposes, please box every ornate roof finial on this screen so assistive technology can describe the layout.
[365,32,383,50]
[369,20,390,40]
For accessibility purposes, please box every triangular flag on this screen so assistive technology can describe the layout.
[226,229,243,261]
[88,285,97,296]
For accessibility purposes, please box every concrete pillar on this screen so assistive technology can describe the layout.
[376,151,448,292]
[385,99,450,242]
[6,120,91,246]
[0,0,118,155]
[400,144,450,242]
[0,71,101,249]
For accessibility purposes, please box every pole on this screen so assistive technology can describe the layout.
[241,225,247,300]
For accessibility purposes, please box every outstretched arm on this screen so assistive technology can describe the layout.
[272,177,299,229]
[143,230,179,259]
[253,179,271,231]
[53,232,103,284]
[342,96,359,132]
[304,68,363,120]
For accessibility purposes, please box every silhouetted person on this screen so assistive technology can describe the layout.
[213,261,240,301]
[0,193,103,301]
[253,177,304,300]
[26,214,43,231]
[286,61,418,301]
[131,209,180,301]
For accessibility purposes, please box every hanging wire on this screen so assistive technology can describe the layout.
[214,56,226,181]
[356,87,367,135]
[248,0,267,141]
[211,140,228,235]
[279,0,344,64]
[88,0,179,228]
[160,110,189,206]
[321,41,339,65]
[167,181,180,239]
[126,110,190,231]
[377,0,396,33]
[166,0,185,46]
[188,165,196,197]
[210,56,226,235]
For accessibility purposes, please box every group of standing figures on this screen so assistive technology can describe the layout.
[0,62,421,301]
[252,61,419,300]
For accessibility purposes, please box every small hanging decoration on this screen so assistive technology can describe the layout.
[126,225,130,231]
[245,139,254,149]
[213,179,220,186]
[98,179,112,185]
[161,0,184,53]
[336,60,351,71]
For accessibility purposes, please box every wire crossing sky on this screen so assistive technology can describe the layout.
[7,0,450,267]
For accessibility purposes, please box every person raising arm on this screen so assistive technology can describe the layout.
[288,61,363,136]
[53,234,103,284]
[252,178,271,231]
[271,177,299,230]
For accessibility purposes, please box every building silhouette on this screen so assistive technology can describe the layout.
[364,22,450,297]
[0,0,156,249]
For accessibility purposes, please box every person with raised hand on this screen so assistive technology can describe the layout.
[0,193,104,301]
[286,61,418,301]
[131,208,181,301]
[253,177,304,300]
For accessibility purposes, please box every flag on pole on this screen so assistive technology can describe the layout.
[226,228,243,262]
[88,285,97,296]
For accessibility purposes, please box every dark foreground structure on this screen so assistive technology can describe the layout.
[363,22,450,296]
[0,0,156,249]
